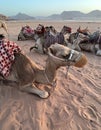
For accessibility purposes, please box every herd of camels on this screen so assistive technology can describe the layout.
[1,20,100,98]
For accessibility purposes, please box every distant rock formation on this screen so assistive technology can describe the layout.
[86,10,101,17]
[8,13,35,20]
[1,9,101,21]
[0,14,8,20]
[47,10,101,20]
[60,11,85,20]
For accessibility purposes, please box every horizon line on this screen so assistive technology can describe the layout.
[1,9,101,17]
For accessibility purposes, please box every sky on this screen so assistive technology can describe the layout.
[0,0,101,17]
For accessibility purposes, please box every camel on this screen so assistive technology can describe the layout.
[82,33,101,55]
[18,25,35,41]
[79,40,101,55]
[67,30,101,56]
[0,37,87,98]
[68,26,91,44]
[0,20,8,34]
[30,25,72,54]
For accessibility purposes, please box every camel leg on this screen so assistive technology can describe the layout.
[18,32,26,40]
[21,83,49,99]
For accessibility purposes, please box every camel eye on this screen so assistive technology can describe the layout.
[49,48,57,56]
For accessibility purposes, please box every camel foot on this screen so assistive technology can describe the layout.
[21,85,49,99]
[30,46,38,52]
[38,91,49,99]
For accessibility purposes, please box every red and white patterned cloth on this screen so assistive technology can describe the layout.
[0,39,21,77]
[22,26,34,36]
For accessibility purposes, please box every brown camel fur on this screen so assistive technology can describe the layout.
[0,43,87,98]
[0,20,8,34]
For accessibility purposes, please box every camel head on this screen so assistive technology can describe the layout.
[36,24,45,34]
[48,43,87,68]
[61,26,72,34]
[49,26,57,35]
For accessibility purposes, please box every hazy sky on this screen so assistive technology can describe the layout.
[0,0,101,16]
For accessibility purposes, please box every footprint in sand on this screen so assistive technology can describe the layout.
[81,105,100,124]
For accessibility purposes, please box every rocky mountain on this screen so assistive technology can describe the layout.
[1,10,101,21]
[8,13,35,20]
[47,14,61,20]
[60,11,85,20]
[86,10,101,17]
[47,10,101,20]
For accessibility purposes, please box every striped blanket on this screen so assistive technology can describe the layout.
[0,39,21,77]
[44,32,65,49]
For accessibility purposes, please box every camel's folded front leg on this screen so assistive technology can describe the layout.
[21,83,49,99]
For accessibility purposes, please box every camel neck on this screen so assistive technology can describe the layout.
[45,58,59,83]
[34,57,59,85]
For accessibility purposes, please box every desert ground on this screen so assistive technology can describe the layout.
[0,20,101,130]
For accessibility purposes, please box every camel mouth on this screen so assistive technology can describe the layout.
[74,54,87,67]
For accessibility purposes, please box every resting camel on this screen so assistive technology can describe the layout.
[0,36,87,98]
[30,24,71,54]
[68,29,101,55]
[68,26,90,44]
[18,25,35,40]
[79,36,101,55]
[0,20,8,34]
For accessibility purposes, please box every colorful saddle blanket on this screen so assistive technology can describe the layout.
[0,39,21,77]
[22,26,34,36]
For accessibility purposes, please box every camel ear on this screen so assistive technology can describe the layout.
[48,47,54,55]
[79,26,80,29]
[77,26,80,31]
[49,26,52,28]
[48,45,58,56]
